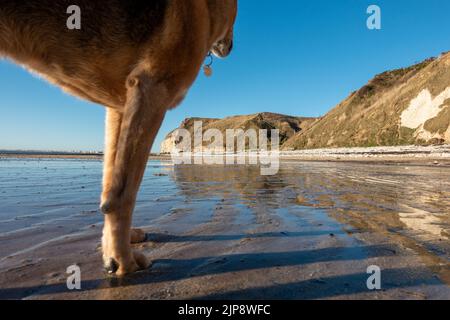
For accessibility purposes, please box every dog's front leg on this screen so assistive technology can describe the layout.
[101,70,167,276]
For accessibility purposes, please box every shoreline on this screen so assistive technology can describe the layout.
[1,145,449,165]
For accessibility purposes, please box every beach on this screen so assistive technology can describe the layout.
[0,154,449,300]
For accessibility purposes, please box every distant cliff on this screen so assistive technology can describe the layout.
[283,52,450,150]
[160,113,316,153]
[161,52,450,153]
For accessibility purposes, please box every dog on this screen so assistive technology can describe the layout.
[0,0,237,276]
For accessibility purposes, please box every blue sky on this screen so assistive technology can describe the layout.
[1,0,449,152]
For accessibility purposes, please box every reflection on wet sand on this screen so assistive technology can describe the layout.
[0,159,448,299]
[172,162,449,255]
[171,162,450,285]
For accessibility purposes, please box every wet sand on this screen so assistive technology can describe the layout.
[0,158,449,300]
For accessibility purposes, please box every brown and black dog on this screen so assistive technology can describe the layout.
[0,0,237,276]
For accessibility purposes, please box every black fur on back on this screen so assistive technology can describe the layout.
[0,0,169,46]
[120,0,168,43]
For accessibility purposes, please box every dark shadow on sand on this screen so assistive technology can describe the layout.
[0,244,400,299]
[194,267,446,300]
[145,230,347,243]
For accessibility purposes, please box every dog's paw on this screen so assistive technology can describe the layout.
[104,257,119,274]
[131,228,147,244]
[103,251,151,276]
[133,251,152,270]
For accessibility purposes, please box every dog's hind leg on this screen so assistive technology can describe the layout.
[100,69,167,276]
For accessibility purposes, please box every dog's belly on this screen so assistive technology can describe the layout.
[0,0,169,108]
[5,48,133,108]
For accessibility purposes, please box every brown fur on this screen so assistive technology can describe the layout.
[0,0,237,275]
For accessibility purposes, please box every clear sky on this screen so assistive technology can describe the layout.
[1,0,449,152]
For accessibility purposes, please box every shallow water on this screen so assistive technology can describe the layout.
[0,158,449,299]
[2,159,448,258]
